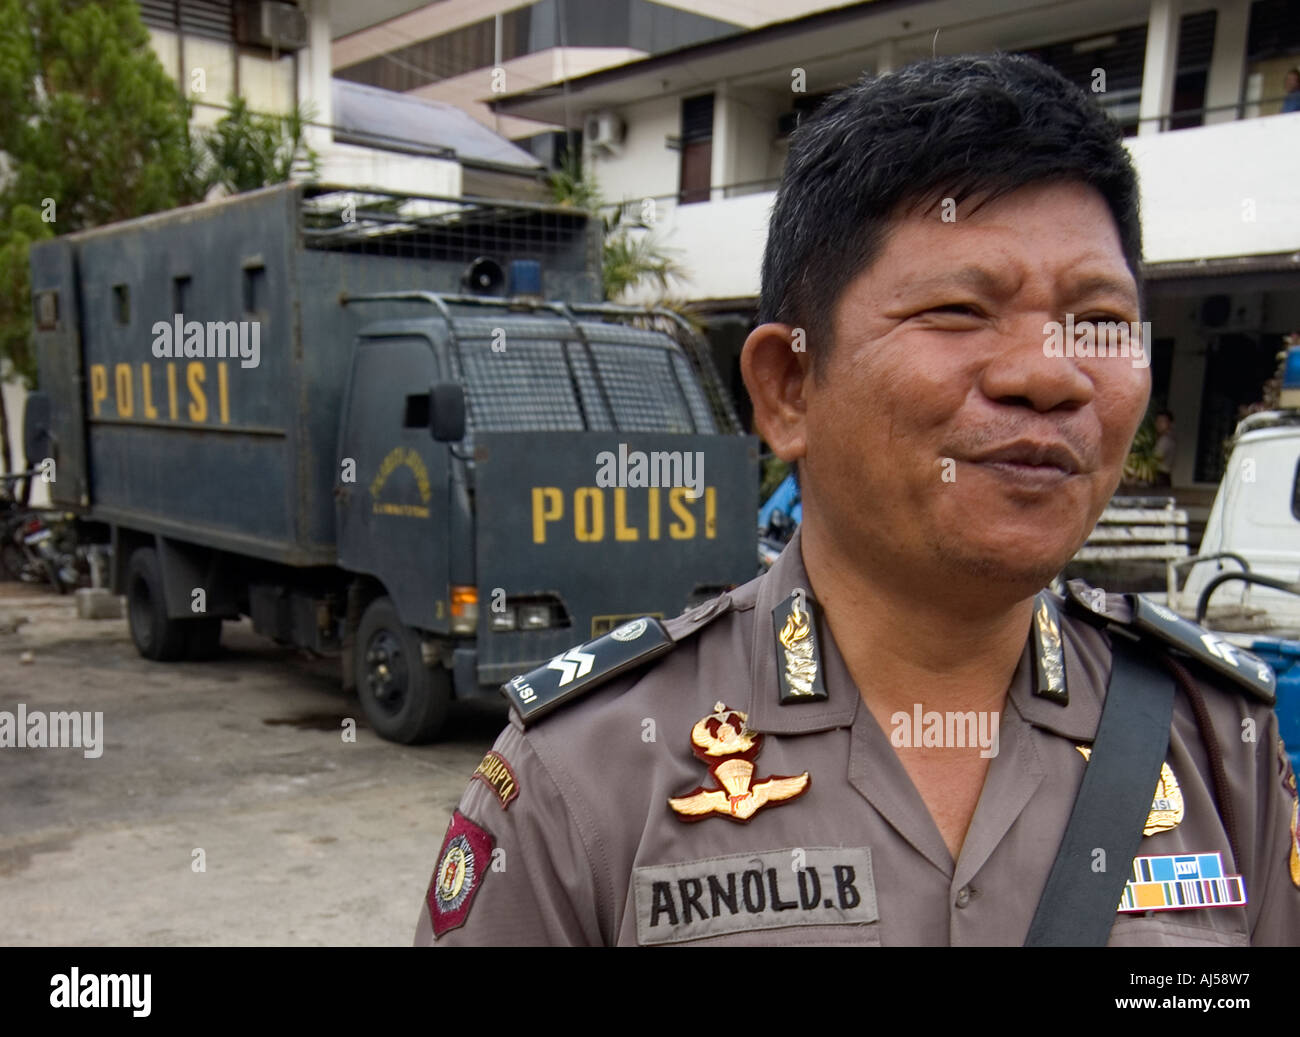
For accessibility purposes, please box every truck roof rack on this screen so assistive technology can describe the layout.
[300,183,590,261]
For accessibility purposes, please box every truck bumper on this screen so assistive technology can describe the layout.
[452,647,527,703]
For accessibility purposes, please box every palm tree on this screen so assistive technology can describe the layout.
[548,154,685,303]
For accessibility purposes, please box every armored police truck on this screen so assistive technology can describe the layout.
[24,183,757,743]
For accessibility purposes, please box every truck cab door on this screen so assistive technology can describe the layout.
[336,333,450,633]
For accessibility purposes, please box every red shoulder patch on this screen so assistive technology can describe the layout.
[1279,739,1300,889]
[427,810,495,937]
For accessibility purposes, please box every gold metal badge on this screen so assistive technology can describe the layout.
[780,594,816,696]
[1077,746,1184,835]
[669,702,810,823]
[1033,593,1067,704]
[773,589,827,704]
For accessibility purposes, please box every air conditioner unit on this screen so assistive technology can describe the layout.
[235,1,309,52]
[584,110,626,154]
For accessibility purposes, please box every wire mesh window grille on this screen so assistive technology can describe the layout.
[300,186,588,263]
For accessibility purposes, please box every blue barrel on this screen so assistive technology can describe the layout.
[1250,638,1300,773]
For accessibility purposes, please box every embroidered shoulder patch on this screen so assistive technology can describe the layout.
[471,750,520,810]
[427,810,495,938]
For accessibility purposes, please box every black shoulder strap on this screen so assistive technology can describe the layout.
[1024,634,1175,947]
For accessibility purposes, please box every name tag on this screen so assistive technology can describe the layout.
[633,847,878,946]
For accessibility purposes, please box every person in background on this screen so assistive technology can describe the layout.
[1283,68,1300,114]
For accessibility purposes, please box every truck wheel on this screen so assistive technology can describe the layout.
[355,596,450,744]
[126,546,189,661]
[186,618,223,660]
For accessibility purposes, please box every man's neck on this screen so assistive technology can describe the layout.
[799,525,1036,717]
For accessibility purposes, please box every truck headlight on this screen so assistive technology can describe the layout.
[490,606,518,632]
[518,604,553,630]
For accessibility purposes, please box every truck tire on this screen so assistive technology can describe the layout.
[126,546,189,661]
[355,596,450,744]
[186,618,223,660]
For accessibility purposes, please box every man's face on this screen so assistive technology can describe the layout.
[798,180,1148,597]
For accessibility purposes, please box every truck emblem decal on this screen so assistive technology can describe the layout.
[369,447,432,518]
[547,646,596,686]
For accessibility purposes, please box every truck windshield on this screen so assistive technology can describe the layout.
[451,316,719,438]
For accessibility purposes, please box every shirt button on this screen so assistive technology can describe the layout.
[955,886,972,909]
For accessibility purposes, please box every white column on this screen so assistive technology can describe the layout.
[876,39,896,76]
[298,0,334,151]
[1138,0,1180,137]
[711,82,734,202]
[1204,0,1250,125]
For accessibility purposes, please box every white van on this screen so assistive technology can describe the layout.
[1173,410,1300,639]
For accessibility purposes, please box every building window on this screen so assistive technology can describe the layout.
[1246,0,1300,116]
[336,8,533,92]
[1018,9,1216,136]
[140,1,235,42]
[678,93,713,205]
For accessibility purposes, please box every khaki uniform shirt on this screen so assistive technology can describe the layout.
[416,531,1300,946]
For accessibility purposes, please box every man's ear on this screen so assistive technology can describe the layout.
[741,322,812,462]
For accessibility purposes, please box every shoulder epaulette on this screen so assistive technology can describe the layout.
[500,596,732,727]
[1065,582,1276,704]
[1126,594,1276,704]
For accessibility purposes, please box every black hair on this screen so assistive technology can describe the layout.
[758,53,1143,370]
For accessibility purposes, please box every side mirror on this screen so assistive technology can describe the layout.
[429,382,466,443]
[23,391,52,465]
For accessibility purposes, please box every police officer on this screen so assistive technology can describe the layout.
[415,54,1300,946]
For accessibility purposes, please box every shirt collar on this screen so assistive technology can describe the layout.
[743,528,1105,744]
[745,527,859,735]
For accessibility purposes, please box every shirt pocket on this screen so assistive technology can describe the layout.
[667,922,884,947]
[1107,912,1250,947]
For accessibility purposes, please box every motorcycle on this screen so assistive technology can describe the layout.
[757,472,801,572]
[0,507,89,592]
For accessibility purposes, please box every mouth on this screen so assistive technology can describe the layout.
[961,441,1084,488]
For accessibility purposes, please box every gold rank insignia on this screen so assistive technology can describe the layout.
[1032,592,1068,704]
[669,702,810,823]
[1077,745,1184,835]
[774,588,828,704]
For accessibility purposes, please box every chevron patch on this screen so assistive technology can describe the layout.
[501,617,675,726]
[547,646,596,686]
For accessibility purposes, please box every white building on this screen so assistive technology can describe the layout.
[137,0,544,197]
[489,0,1300,494]
[330,0,861,159]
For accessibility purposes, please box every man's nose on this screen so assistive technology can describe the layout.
[976,315,1095,413]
